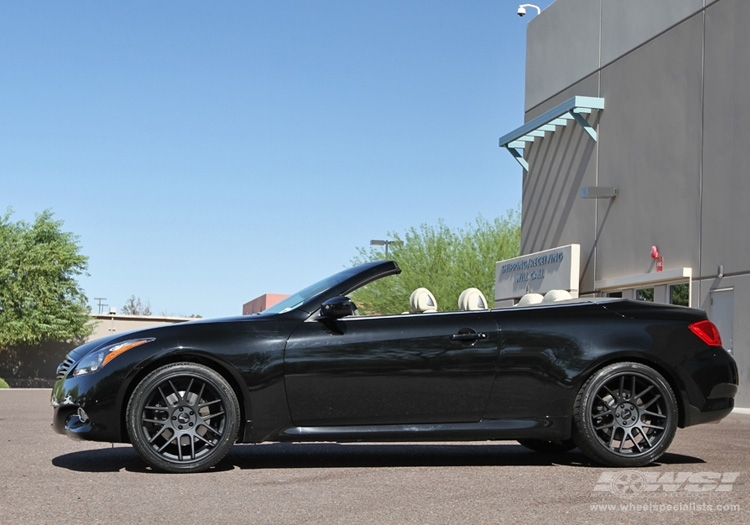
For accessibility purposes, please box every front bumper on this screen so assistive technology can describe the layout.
[51,405,95,439]
[50,372,125,443]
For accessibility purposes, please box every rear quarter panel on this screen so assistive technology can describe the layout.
[484,300,716,428]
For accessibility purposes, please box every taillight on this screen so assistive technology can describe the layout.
[689,320,723,347]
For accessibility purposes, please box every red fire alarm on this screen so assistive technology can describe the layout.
[651,246,663,272]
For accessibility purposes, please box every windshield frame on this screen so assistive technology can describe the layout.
[261,261,400,316]
[262,274,343,315]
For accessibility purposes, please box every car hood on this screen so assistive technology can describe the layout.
[68,312,278,362]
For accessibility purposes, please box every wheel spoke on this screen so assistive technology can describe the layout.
[607,427,618,448]
[598,384,618,404]
[184,377,196,401]
[640,395,662,411]
[147,424,169,444]
[142,417,167,424]
[196,381,206,404]
[633,384,654,401]
[168,379,183,401]
[200,398,223,409]
[207,408,226,418]
[629,429,643,453]
[635,427,652,449]
[641,409,666,419]
[156,433,177,453]
[198,421,223,438]
[190,435,197,460]
[157,386,171,406]
[144,404,169,413]
[194,432,215,446]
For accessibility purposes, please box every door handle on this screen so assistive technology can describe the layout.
[450,332,487,341]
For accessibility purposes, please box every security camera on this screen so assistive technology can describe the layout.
[517,4,541,17]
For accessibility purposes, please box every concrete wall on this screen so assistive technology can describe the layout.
[88,314,193,340]
[519,0,749,406]
[0,314,193,387]
[526,0,713,111]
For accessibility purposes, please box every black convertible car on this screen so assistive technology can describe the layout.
[52,260,738,473]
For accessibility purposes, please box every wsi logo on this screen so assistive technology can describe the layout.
[593,471,740,498]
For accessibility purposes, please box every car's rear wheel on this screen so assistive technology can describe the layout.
[126,362,240,473]
[517,438,577,454]
[573,362,677,467]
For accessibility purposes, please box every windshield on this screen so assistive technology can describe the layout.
[262,265,364,315]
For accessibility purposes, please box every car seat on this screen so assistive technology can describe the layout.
[458,288,488,311]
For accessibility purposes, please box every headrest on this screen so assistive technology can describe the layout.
[542,289,573,303]
[410,287,438,313]
[516,293,544,306]
[458,288,488,311]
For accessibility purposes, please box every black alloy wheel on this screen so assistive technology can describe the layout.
[126,362,240,473]
[573,362,677,467]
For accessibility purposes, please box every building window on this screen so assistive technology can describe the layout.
[606,291,622,298]
[670,283,690,307]
[636,288,654,302]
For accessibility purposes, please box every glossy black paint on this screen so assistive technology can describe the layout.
[52,260,738,451]
[285,311,500,426]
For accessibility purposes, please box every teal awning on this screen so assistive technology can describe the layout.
[499,96,605,171]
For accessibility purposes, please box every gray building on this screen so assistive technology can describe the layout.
[497,0,748,407]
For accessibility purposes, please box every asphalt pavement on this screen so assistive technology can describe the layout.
[1,389,748,524]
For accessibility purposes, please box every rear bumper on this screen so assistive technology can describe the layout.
[683,394,735,426]
[679,349,738,428]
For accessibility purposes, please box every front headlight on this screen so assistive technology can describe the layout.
[72,338,154,377]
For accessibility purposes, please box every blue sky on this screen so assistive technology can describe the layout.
[1,0,554,319]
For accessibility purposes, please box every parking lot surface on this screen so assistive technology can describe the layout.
[1,389,748,524]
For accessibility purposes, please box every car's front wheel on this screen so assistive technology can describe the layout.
[573,362,677,467]
[126,362,240,473]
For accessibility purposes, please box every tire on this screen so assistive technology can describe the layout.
[518,438,577,454]
[126,362,240,473]
[573,362,678,467]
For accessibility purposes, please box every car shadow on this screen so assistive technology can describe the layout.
[51,442,705,474]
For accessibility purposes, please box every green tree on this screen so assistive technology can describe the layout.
[121,295,152,316]
[0,209,92,348]
[351,210,521,314]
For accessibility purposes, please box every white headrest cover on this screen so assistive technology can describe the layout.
[458,288,488,311]
[516,293,544,306]
[542,289,573,303]
[410,287,438,313]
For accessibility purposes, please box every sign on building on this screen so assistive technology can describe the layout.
[495,244,580,303]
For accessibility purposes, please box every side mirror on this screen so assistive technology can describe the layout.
[320,296,356,319]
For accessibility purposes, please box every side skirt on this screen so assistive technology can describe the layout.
[276,417,571,443]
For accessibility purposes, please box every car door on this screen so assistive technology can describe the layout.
[283,311,500,426]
